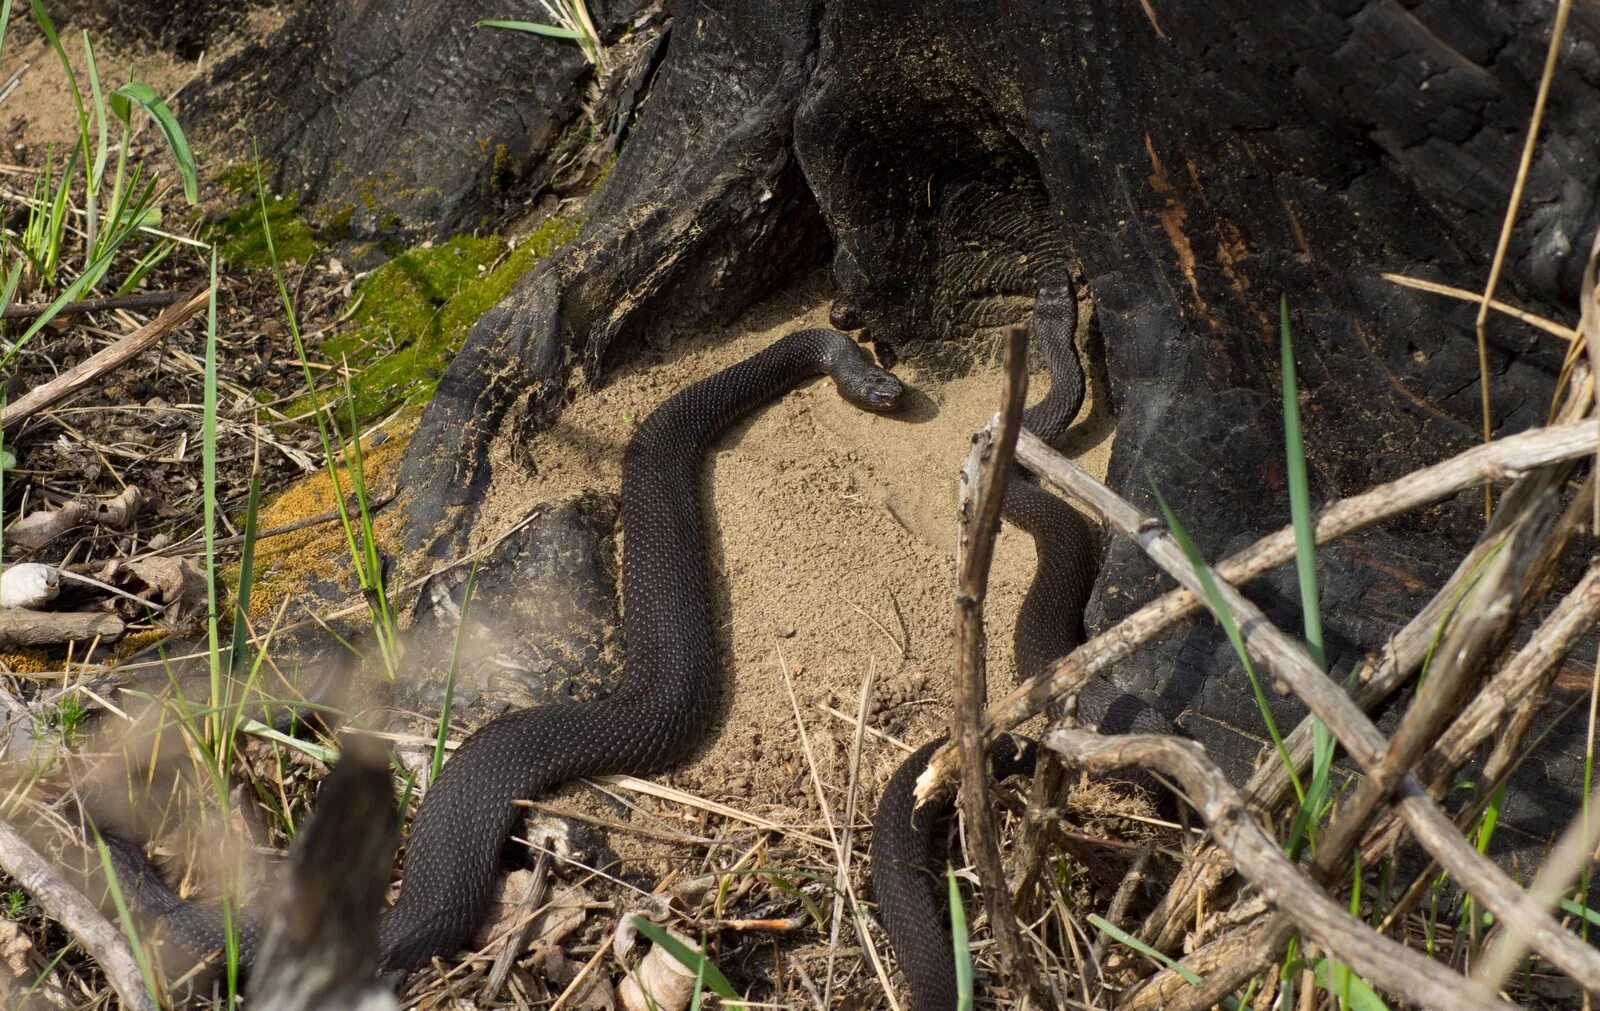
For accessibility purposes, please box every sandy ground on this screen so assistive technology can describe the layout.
[470,277,1114,848]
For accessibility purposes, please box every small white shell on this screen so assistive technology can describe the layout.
[0,563,61,610]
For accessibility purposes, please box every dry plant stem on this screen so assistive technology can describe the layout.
[1148,398,1590,949]
[1581,230,1600,531]
[485,851,550,1000]
[952,325,1043,1004]
[1118,918,1276,1011]
[1020,437,1600,989]
[0,288,188,321]
[1171,534,1529,1009]
[1046,730,1515,1011]
[1474,777,1600,989]
[1085,843,1155,994]
[1475,0,1573,519]
[0,818,157,1011]
[0,608,125,647]
[1155,918,1296,1011]
[915,418,1600,802]
[1382,272,1578,341]
[1,287,210,433]
[1423,516,1600,790]
[1312,531,1519,885]
[1009,751,1064,919]
[1235,387,1589,800]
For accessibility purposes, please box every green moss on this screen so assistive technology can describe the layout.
[214,163,259,196]
[290,213,583,424]
[211,191,319,267]
[316,202,357,242]
[591,153,619,191]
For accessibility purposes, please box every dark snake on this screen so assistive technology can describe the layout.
[869,284,1171,1011]
[101,326,906,978]
[100,293,1167,1006]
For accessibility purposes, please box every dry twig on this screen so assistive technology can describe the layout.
[952,325,1044,1004]
[0,817,156,1011]
[2,287,210,433]
[916,418,1600,802]
[0,289,188,321]
[1016,433,1600,989]
[1044,730,1514,1011]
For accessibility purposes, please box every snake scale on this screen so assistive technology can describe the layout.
[100,290,1167,1008]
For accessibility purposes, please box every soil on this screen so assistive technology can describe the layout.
[2,28,193,156]
[468,274,1114,864]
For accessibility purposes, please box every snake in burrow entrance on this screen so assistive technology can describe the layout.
[97,289,1165,1005]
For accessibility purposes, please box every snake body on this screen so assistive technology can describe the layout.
[868,285,1171,1011]
[103,327,905,977]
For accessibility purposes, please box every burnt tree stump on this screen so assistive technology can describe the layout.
[80,0,1600,858]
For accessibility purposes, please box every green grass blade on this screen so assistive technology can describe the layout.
[1151,482,1304,803]
[947,866,974,1011]
[1279,296,1324,669]
[112,81,198,202]
[229,473,262,675]
[1089,914,1245,1011]
[250,152,398,677]
[82,30,108,199]
[1279,295,1335,857]
[628,916,741,1001]
[1314,957,1389,1011]
[0,0,14,65]
[238,719,340,764]
[202,250,225,758]
[1,235,122,369]
[432,564,479,780]
[90,829,163,1006]
[477,18,583,39]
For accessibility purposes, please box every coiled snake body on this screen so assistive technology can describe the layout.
[103,327,906,976]
[102,299,1163,1007]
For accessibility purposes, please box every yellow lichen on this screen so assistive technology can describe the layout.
[0,650,55,675]
[246,420,415,619]
[108,628,172,665]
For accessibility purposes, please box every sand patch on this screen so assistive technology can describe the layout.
[471,277,1113,850]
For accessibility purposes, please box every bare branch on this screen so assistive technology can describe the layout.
[952,325,1042,1002]
[0,288,189,321]
[1016,437,1600,989]
[2,286,210,433]
[0,818,156,1011]
[916,418,1600,801]
[1044,730,1516,1011]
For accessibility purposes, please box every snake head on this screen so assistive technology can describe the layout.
[848,370,906,412]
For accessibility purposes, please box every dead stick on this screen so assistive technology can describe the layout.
[1310,527,1518,885]
[916,418,1600,801]
[1464,556,1600,784]
[1119,918,1278,1011]
[952,325,1044,1004]
[0,818,156,1011]
[0,608,125,647]
[0,288,187,321]
[1168,525,1516,1011]
[1044,730,1516,1011]
[1156,918,1295,1011]
[1158,427,1592,953]
[1018,435,1600,989]
[1474,775,1600,988]
[2,286,210,432]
